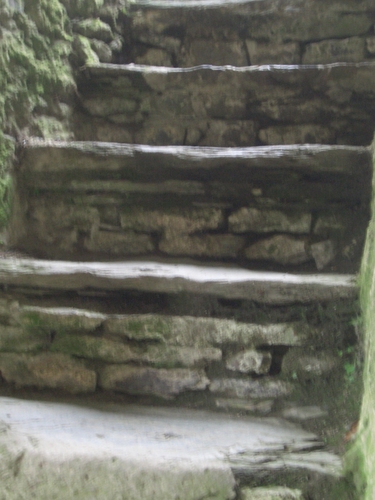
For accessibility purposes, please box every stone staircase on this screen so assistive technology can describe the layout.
[1,0,375,498]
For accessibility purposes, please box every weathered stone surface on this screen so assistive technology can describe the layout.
[140,345,222,367]
[73,19,113,42]
[303,37,366,65]
[0,353,96,393]
[313,214,347,236]
[282,406,328,421]
[21,306,106,333]
[229,208,311,234]
[259,125,335,145]
[84,230,154,255]
[282,350,339,379]
[159,234,245,258]
[179,40,247,67]
[0,259,357,304]
[226,350,272,374]
[90,39,112,63]
[120,207,224,235]
[134,123,186,145]
[367,36,375,55]
[241,486,303,500]
[82,97,138,117]
[135,48,173,66]
[209,378,293,399]
[246,41,301,65]
[104,315,308,347]
[310,240,336,270]
[245,236,310,266]
[215,398,273,414]
[73,35,99,65]
[199,120,257,147]
[0,325,46,352]
[99,366,209,398]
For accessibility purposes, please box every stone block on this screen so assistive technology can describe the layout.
[245,235,311,266]
[0,325,46,353]
[209,378,293,399]
[259,125,335,145]
[81,97,138,118]
[120,207,224,235]
[215,398,273,414]
[90,39,113,63]
[310,240,336,270]
[282,349,339,379]
[303,37,366,64]
[366,36,375,55]
[179,40,248,67]
[0,352,96,393]
[241,486,303,500]
[134,124,186,145]
[199,120,257,147]
[99,366,209,398]
[159,234,245,258]
[135,48,173,66]
[313,214,347,237]
[226,350,272,375]
[73,19,113,42]
[246,40,301,65]
[229,208,311,234]
[205,94,247,120]
[84,231,154,255]
[139,345,222,368]
[282,406,328,421]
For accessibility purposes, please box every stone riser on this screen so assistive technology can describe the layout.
[74,62,375,146]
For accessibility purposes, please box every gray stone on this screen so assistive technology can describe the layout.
[282,350,339,379]
[367,36,375,55]
[245,236,311,266]
[99,366,209,398]
[209,378,293,399]
[310,240,336,270]
[134,123,187,145]
[246,40,301,65]
[135,48,173,66]
[82,97,138,117]
[21,306,106,333]
[120,207,224,235]
[241,486,304,500]
[313,214,347,237]
[159,234,245,258]
[0,353,96,393]
[0,325,46,353]
[72,35,100,65]
[215,398,273,414]
[139,345,222,367]
[282,406,328,421]
[180,40,248,67]
[229,208,311,234]
[199,120,257,147]
[226,350,272,375]
[303,37,366,65]
[259,125,335,145]
[84,230,154,255]
[73,19,113,42]
[90,39,113,63]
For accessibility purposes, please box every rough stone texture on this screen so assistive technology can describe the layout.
[282,406,328,421]
[90,39,112,63]
[199,120,257,147]
[245,236,310,266]
[310,240,336,270]
[120,207,224,235]
[84,230,154,255]
[73,19,113,42]
[209,378,293,399]
[179,40,248,67]
[367,36,375,55]
[99,366,209,398]
[215,398,273,414]
[225,350,272,374]
[259,125,335,145]
[21,306,106,333]
[229,208,311,234]
[159,233,245,258]
[135,48,173,66]
[303,37,366,65]
[81,97,138,118]
[0,352,96,393]
[246,41,301,65]
[313,214,347,236]
[0,325,46,352]
[241,486,304,500]
[282,350,339,379]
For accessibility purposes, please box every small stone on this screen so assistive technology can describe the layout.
[303,37,366,64]
[73,35,100,65]
[90,39,112,63]
[259,125,335,145]
[313,214,347,237]
[84,231,154,255]
[82,97,138,117]
[0,352,96,394]
[134,124,186,145]
[215,398,273,414]
[0,326,46,353]
[226,350,272,374]
[99,366,209,399]
[241,486,304,500]
[199,120,257,147]
[310,240,336,270]
[140,345,222,368]
[366,36,375,55]
[229,208,311,234]
[282,349,339,379]
[282,406,328,421]
[21,306,106,333]
[135,48,173,66]
[180,40,248,67]
[73,18,113,42]
[245,235,311,266]
[159,234,245,258]
[246,40,301,65]
[209,378,293,399]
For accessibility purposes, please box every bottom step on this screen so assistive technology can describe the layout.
[0,397,341,500]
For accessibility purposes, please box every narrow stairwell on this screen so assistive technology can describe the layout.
[1,1,375,498]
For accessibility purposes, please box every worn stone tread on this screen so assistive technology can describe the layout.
[0,397,341,499]
[0,258,357,304]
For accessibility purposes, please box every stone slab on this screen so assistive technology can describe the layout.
[0,258,357,304]
[0,397,341,500]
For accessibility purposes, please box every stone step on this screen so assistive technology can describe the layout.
[0,397,342,499]
[12,140,371,268]
[75,62,375,146]
[125,0,375,68]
